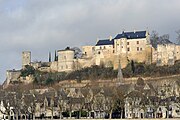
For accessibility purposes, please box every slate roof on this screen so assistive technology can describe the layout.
[96,30,146,46]
[95,39,114,46]
[114,31,146,39]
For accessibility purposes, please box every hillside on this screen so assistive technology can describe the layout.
[18,60,180,86]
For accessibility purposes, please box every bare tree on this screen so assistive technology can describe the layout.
[176,30,180,44]
[150,31,159,48]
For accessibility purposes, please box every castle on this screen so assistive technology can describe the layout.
[3,30,180,88]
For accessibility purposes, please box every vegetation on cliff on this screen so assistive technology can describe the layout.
[20,61,180,86]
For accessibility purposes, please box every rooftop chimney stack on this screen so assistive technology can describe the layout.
[109,36,112,41]
[134,29,136,33]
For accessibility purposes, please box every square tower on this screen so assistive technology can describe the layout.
[22,51,31,68]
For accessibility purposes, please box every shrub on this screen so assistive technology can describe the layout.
[20,65,35,77]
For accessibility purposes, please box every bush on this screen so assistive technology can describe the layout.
[44,78,54,85]
[20,65,35,77]
[32,61,180,86]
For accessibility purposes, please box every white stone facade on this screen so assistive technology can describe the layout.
[57,49,75,72]
[154,44,180,66]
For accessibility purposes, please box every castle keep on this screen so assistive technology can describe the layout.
[3,29,180,88]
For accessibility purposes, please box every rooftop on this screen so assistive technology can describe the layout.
[96,30,147,46]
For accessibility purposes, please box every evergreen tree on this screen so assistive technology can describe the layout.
[54,50,57,61]
[131,60,135,74]
[49,52,51,62]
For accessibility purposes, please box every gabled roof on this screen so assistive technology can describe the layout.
[95,39,114,46]
[114,31,146,39]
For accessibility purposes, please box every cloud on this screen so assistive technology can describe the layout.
[0,0,180,83]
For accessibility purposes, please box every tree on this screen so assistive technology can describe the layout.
[49,52,51,62]
[131,60,135,74]
[136,77,145,86]
[150,30,159,48]
[21,65,35,77]
[71,47,82,59]
[176,29,180,44]
[44,78,54,85]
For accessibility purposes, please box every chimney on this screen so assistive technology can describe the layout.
[96,38,99,43]
[109,36,112,41]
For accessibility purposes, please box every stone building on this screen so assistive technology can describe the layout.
[82,45,95,58]
[57,48,75,72]
[3,70,21,88]
[153,44,180,66]
[3,29,180,88]
[22,51,31,69]
[85,30,153,69]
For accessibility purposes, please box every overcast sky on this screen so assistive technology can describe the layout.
[0,0,180,83]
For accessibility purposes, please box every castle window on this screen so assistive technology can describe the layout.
[122,46,123,48]
[137,41,139,44]
[85,52,87,55]
[104,46,106,49]
[137,47,139,51]
[140,48,142,51]
[127,42,129,45]
[127,47,130,51]
[98,51,101,54]
[100,47,102,49]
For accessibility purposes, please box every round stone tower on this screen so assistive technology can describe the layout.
[22,51,31,69]
[57,48,75,72]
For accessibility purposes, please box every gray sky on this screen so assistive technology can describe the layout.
[0,0,180,83]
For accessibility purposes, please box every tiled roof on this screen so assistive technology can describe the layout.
[95,39,114,46]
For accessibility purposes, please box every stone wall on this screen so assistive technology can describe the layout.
[175,45,180,60]
[58,49,75,72]
[82,45,94,58]
[156,44,179,66]
[3,70,21,88]
[50,61,58,72]
[22,51,31,68]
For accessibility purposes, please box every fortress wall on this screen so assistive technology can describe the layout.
[50,61,58,72]
[22,51,31,68]
[82,45,94,58]
[175,45,180,60]
[58,50,75,72]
